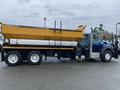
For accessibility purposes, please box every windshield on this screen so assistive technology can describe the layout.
[93,33,101,41]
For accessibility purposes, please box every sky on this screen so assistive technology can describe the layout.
[0,0,120,33]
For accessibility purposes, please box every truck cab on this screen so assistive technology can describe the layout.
[79,33,119,62]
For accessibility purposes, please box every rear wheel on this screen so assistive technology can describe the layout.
[101,50,112,62]
[5,51,22,66]
[27,51,42,65]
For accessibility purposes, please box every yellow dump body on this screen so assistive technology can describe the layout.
[2,24,84,41]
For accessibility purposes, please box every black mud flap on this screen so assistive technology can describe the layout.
[1,50,4,62]
[114,47,119,59]
[113,39,119,59]
[0,45,4,62]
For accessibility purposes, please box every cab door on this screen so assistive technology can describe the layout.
[92,34,101,52]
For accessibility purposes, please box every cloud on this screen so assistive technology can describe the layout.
[17,0,31,4]
[0,0,120,33]
[44,4,75,17]
[20,12,40,18]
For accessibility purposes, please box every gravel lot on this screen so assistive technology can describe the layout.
[0,55,120,90]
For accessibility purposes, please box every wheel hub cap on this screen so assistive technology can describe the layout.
[30,54,40,63]
[8,54,18,64]
[105,53,111,60]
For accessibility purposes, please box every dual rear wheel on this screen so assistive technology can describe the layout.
[27,51,42,65]
[5,51,22,66]
[4,51,42,66]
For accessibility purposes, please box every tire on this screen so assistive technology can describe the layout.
[101,50,112,62]
[27,51,42,65]
[5,51,22,66]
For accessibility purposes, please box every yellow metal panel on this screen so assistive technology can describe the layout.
[2,24,85,41]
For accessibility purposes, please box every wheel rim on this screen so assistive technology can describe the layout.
[105,53,111,60]
[8,54,19,64]
[30,54,40,63]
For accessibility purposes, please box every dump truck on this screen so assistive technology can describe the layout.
[0,23,85,66]
[0,23,119,66]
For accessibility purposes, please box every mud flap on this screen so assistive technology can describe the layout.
[114,47,119,59]
[114,39,119,59]
[0,45,4,62]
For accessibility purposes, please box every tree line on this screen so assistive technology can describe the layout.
[92,24,115,42]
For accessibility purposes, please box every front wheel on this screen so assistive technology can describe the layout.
[101,50,112,62]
